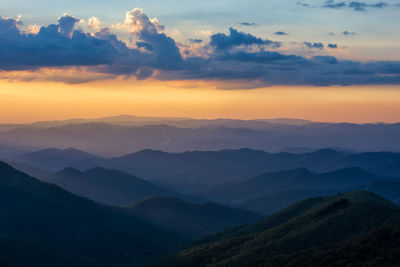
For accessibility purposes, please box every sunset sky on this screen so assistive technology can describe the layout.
[1,0,400,123]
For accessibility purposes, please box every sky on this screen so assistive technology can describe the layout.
[0,0,400,123]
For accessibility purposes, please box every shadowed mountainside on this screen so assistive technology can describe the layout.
[44,167,180,206]
[160,191,400,267]
[129,196,261,239]
[204,167,400,214]
[0,161,189,266]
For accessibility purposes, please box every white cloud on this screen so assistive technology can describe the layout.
[88,17,100,32]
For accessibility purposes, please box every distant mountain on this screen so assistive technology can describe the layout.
[45,167,180,206]
[367,180,400,204]
[0,115,311,131]
[70,148,348,192]
[129,196,261,239]
[5,161,51,177]
[11,148,98,171]
[0,161,189,266]
[161,191,400,266]
[1,120,400,157]
[8,147,400,193]
[236,188,346,215]
[205,167,397,203]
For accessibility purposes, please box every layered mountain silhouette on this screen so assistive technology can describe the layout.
[0,161,189,266]
[9,148,400,195]
[129,196,261,239]
[1,119,400,157]
[161,191,400,266]
[205,167,400,214]
[44,167,180,206]
[66,148,350,191]
[10,148,98,172]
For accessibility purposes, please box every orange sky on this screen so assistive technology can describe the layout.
[1,78,400,124]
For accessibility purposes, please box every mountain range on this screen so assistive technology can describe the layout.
[161,191,400,266]
[129,197,261,239]
[0,161,189,266]
[1,116,400,157]
[204,167,400,214]
[43,167,180,206]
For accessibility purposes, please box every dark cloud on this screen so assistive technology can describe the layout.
[189,39,203,43]
[57,14,80,36]
[239,22,257,26]
[304,41,324,49]
[348,1,388,11]
[297,2,315,7]
[210,28,281,50]
[275,31,288,36]
[1,12,400,87]
[323,0,347,9]
[302,0,389,11]
[328,43,338,48]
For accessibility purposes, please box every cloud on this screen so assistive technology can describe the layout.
[88,17,100,31]
[210,28,281,51]
[302,0,389,11]
[328,43,338,48]
[348,1,388,11]
[58,14,81,37]
[275,31,288,36]
[343,30,356,35]
[123,8,181,68]
[1,11,400,87]
[323,0,347,9]
[304,41,324,49]
[189,39,203,43]
[238,22,257,26]
[297,2,315,7]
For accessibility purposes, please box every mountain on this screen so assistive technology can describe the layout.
[2,120,400,157]
[0,235,88,267]
[5,161,51,177]
[8,147,400,193]
[367,180,400,204]
[129,197,261,239]
[44,167,180,206]
[206,167,397,204]
[236,188,346,215]
[10,148,98,171]
[274,222,400,266]
[70,148,348,192]
[161,191,400,266]
[0,161,189,266]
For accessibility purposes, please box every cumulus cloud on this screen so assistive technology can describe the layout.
[88,17,100,32]
[210,28,281,51]
[328,43,338,48]
[1,11,400,87]
[57,14,81,37]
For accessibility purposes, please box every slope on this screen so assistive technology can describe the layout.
[45,167,178,206]
[0,161,188,266]
[161,191,400,267]
[129,196,261,239]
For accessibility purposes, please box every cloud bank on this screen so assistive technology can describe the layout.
[0,9,400,87]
